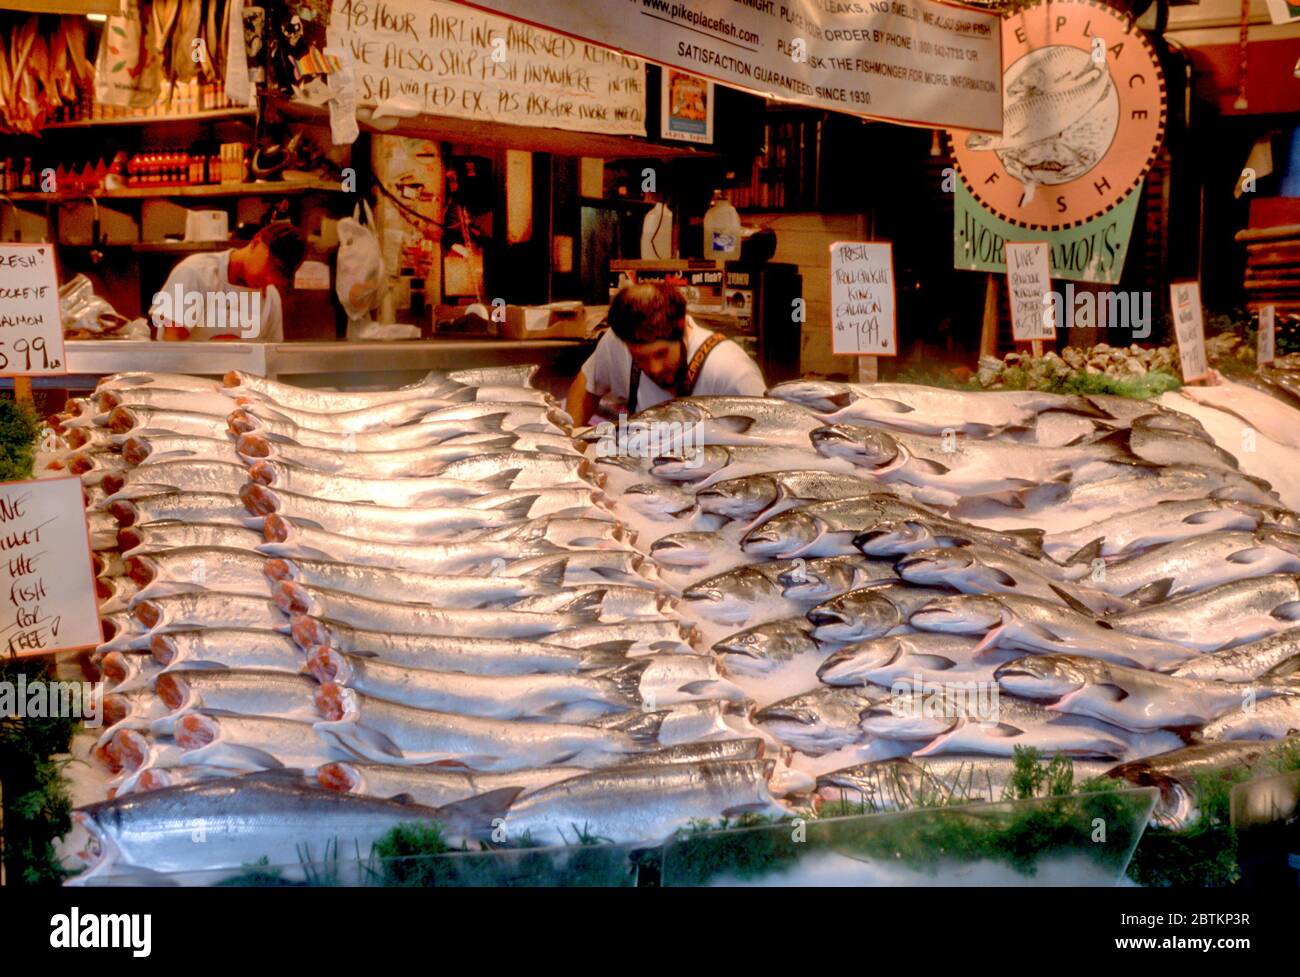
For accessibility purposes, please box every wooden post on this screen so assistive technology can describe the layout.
[980,273,999,359]
[857,355,879,384]
[13,377,33,404]
[1031,340,1043,358]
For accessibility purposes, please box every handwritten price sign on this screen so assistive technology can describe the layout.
[1,477,100,657]
[0,244,66,376]
[1169,281,1208,383]
[831,241,897,357]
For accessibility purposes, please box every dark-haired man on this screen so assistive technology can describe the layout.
[151,222,306,341]
[566,282,765,424]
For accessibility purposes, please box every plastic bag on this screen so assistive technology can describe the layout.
[336,201,385,331]
[94,0,161,108]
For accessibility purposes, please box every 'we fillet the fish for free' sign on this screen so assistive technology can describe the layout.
[0,243,66,375]
[0,477,100,657]
[1005,241,1055,342]
[1170,281,1208,383]
[831,242,897,357]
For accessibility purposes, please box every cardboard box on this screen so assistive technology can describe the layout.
[501,302,594,340]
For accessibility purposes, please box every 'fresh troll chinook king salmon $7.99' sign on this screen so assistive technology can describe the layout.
[458,0,1003,131]
[949,0,1166,284]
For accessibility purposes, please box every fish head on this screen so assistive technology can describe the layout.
[624,482,695,518]
[752,687,875,754]
[695,475,777,520]
[815,759,926,811]
[993,655,1088,700]
[896,548,976,585]
[810,425,899,469]
[713,620,815,674]
[817,635,907,684]
[1258,529,1300,559]
[807,589,900,643]
[649,533,716,569]
[853,520,937,557]
[651,445,727,480]
[768,380,849,412]
[858,695,960,740]
[741,511,819,558]
[909,595,1004,635]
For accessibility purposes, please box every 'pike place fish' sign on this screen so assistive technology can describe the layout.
[948,0,1166,283]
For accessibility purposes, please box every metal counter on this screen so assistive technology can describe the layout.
[36,338,596,392]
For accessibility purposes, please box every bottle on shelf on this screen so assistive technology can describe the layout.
[703,189,742,263]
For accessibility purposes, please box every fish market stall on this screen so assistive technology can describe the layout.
[15,362,1300,887]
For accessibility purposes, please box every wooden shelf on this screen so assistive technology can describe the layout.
[3,179,343,203]
[42,109,255,130]
[131,242,231,253]
[270,97,714,160]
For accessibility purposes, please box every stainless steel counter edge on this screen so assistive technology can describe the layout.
[61,339,595,380]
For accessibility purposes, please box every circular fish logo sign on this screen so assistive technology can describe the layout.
[951,0,1166,230]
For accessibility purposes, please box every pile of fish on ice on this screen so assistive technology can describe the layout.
[47,366,794,884]
[601,383,1300,833]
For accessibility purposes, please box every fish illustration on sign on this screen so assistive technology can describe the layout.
[966,45,1119,195]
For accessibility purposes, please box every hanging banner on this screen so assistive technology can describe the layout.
[954,177,1140,284]
[949,0,1165,283]
[327,0,646,135]
[458,0,1003,132]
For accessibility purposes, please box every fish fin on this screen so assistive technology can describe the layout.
[586,564,633,583]
[986,567,1019,588]
[480,470,522,492]
[388,793,418,806]
[602,709,665,745]
[1003,528,1045,557]
[473,412,509,435]
[1184,509,1226,525]
[193,744,285,771]
[712,415,757,434]
[911,457,951,476]
[489,494,542,520]
[1064,538,1105,567]
[909,653,959,671]
[530,558,569,589]
[606,659,651,700]
[319,721,404,760]
[866,398,916,415]
[973,489,1026,510]
[561,590,607,622]
[1227,547,1270,565]
[441,386,477,404]
[1052,684,1127,712]
[433,786,524,838]
[1048,584,1096,617]
[1273,601,1300,622]
[584,639,637,656]
[722,802,771,817]
[1123,578,1174,605]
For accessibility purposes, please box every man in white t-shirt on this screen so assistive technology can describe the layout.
[150,223,305,342]
[567,282,766,424]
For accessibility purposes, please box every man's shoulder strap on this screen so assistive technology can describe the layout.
[684,332,727,393]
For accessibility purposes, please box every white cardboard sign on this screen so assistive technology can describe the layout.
[831,241,896,357]
[1005,241,1055,342]
[0,476,100,657]
[1258,304,1276,368]
[0,243,66,376]
[1170,281,1208,383]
